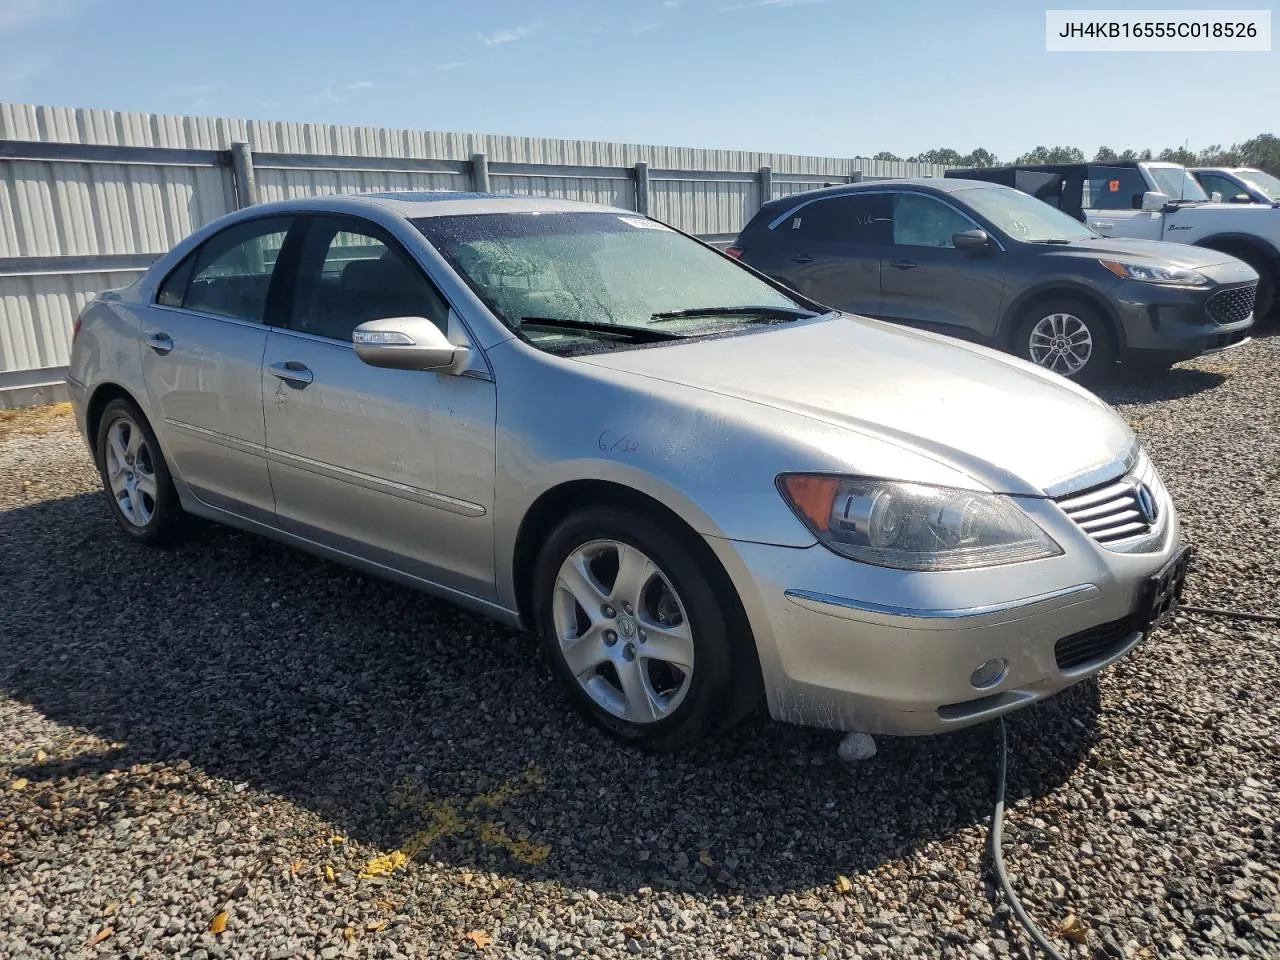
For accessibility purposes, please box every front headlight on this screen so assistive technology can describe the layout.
[778,475,1063,571]
[1100,259,1209,287]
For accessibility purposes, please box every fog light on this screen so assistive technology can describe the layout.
[970,658,1008,690]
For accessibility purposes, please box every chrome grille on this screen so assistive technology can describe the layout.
[1055,477,1151,545]
[1205,283,1257,325]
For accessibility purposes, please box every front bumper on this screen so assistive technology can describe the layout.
[707,484,1182,736]
[1114,279,1255,362]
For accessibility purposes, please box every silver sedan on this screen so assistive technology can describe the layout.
[67,193,1189,751]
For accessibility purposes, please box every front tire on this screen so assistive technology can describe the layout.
[95,397,186,546]
[532,506,756,751]
[1014,299,1116,381]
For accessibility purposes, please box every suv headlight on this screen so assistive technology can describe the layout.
[1100,259,1209,286]
[778,475,1062,571]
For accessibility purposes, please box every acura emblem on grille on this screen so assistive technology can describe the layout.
[1135,483,1158,524]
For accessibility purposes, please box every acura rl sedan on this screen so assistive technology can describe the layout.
[68,193,1189,751]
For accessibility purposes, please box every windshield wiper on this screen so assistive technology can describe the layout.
[650,305,818,323]
[1029,238,1073,245]
[520,316,685,342]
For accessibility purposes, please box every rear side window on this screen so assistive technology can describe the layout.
[780,194,892,244]
[1084,167,1149,210]
[891,194,976,248]
[158,217,293,323]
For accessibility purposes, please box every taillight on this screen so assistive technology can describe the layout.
[724,246,745,260]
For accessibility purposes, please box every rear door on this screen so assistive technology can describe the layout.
[141,215,296,522]
[261,214,497,597]
[878,192,1008,340]
[762,193,890,315]
[1083,165,1163,239]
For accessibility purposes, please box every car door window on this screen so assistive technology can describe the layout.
[891,194,975,248]
[1083,167,1149,210]
[782,194,892,245]
[158,217,292,323]
[290,217,450,341]
[1198,173,1242,201]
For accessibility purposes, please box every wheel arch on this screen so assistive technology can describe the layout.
[85,382,143,452]
[1192,232,1280,264]
[999,283,1126,351]
[511,480,758,663]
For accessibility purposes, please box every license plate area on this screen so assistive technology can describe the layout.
[1139,545,1191,634]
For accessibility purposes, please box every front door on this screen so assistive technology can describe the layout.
[1082,165,1163,239]
[878,192,1008,341]
[140,215,295,521]
[261,215,497,598]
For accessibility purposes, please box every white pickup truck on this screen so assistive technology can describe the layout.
[946,160,1279,317]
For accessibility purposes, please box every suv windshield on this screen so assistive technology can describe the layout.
[954,184,1097,242]
[1146,165,1209,202]
[414,212,811,350]
[1239,168,1280,201]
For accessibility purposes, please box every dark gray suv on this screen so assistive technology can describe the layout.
[730,179,1257,379]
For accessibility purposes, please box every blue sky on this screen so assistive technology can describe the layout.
[0,0,1274,160]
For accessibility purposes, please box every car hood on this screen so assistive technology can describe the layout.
[576,315,1133,496]
[1050,236,1240,269]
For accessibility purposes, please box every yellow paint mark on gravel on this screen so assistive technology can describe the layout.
[358,765,551,880]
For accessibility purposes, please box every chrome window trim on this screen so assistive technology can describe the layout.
[766,189,1007,253]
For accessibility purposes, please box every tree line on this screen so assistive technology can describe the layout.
[871,134,1279,175]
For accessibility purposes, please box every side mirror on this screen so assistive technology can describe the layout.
[352,316,466,371]
[1210,191,1223,203]
[1230,193,1254,204]
[1140,190,1169,212]
[952,229,991,252]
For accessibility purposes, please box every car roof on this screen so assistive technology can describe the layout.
[236,191,630,220]
[758,177,982,214]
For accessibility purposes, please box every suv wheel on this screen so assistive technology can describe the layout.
[1014,299,1115,380]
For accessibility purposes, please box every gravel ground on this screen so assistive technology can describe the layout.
[2,340,1279,960]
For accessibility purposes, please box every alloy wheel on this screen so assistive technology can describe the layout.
[1028,312,1094,376]
[104,416,158,527]
[552,539,695,724]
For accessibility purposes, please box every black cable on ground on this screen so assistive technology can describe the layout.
[989,716,1069,960]
[985,602,1278,959]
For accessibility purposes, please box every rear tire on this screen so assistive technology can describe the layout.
[532,506,758,752]
[1013,298,1116,381]
[94,397,186,547]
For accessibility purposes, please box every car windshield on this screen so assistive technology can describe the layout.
[413,212,812,350]
[1146,165,1209,202]
[1238,169,1280,201]
[954,184,1097,242]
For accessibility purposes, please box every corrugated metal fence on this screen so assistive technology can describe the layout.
[0,102,948,406]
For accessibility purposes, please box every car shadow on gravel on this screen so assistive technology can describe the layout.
[1092,366,1227,405]
[0,491,1102,897]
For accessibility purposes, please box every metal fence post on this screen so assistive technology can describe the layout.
[230,141,257,208]
[634,162,650,215]
[757,165,772,207]
[471,152,490,193]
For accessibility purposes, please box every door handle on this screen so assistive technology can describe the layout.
[268,360,314,388]
[1092,221,1114,230]
[788,254,815,264]
[145,332,173,355]
[889,260,917,270]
